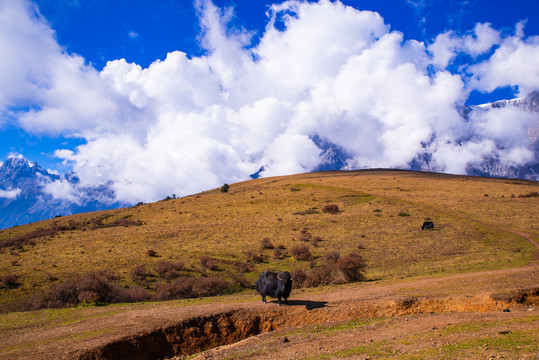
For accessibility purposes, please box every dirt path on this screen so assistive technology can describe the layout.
[1,264,537,360]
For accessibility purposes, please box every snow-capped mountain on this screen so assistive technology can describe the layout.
[455,91,538,180]
[0,156,125,229]
[317,91,539,180]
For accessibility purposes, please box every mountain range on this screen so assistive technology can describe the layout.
[1,92,538,229]
[0,157,124,229]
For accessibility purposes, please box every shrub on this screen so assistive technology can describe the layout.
[233,261,254,273]
[291,244,314,261]
[154,277,197,301]
[130,264,149,282]
[220,183,230,193]
[324,251,341,264]
[192,276,229,297]
[298,228,312,242]
[322,204,340,214]
[155,261,184,281]
[311,236,322,247]
[244,250,264,263]
[260,237,274,249]
[229,273,251,290]
[291,268,307,289]
[146,249,158,257]
[305,264,343,287]
[337,251,367,282]
[273,247,283,260]
[153,276,229,301]
[1,274,19,289]
[199,256,219,271]
[398,211,410,217]
[0,227,59,250]
[35,271,150,309]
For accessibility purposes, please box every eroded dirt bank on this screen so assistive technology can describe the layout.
[1,265,537,360]
[80,288,539,360]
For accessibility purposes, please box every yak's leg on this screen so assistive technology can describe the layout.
[261,295,266,303]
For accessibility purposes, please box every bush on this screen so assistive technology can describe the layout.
[154,277,197,300]
[322,204,340,214]
[153,276,229,301]
[199,256,219,272]
[233,261,254,273]
[244,250,264,263]
[305,264,344,287]
[273,247,283,260]
[192,276,229,297]
[324,251,341,264]
[260,237,274,249]
[291,268,307,289]
[146,249,158,257]
[291,244,314,261]
[35,271,150,309]
[1,274,19,289]
[130,264,149,282]
[0,227,58,250]
[155,261,184,281]
[298,228,312,242]
[311,236,322,247]
[220,183,230,193]
[337,251,367,282]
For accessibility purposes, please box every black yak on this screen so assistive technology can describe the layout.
[422,221,434,230]
[255,270,293,306]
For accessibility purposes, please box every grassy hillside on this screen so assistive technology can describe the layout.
[1,170,537,310]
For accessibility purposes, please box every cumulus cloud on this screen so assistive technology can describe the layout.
[42,178,81,204]
[428,22,501,69]
[1,0,538,204]
[0,188,21,199]
[469,35,539,96]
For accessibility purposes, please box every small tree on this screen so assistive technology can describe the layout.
[220,183,230,193]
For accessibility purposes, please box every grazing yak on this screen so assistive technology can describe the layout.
[255,270,293,306]
[422,221,434,230]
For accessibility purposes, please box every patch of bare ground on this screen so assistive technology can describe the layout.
[1,264,537,360]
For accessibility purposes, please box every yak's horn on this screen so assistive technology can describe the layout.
[277,274,283,281]
[290,273,295,280]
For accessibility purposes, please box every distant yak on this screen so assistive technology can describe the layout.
[422,221,434,230]
[255,270,293,306]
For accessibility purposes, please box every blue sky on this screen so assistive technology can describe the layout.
[0,0,538,203]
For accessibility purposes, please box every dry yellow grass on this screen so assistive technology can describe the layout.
[0,170,537,306]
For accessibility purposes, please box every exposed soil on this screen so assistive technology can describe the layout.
[1,264,537,360]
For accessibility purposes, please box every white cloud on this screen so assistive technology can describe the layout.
[428,23,501,69]
[469,35,539,96]
[0,188,21,199]
[2,0,539,204]
[42,178,81,204]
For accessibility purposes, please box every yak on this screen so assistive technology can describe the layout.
[255,270,293,306]
[422,221,434,230]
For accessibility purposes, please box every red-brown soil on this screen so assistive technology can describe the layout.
[1,264,537,360]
